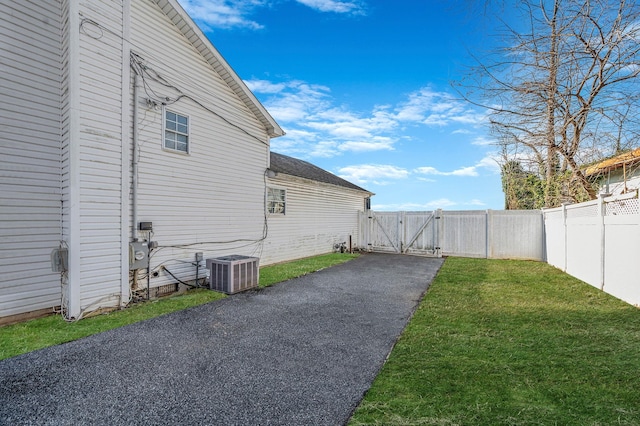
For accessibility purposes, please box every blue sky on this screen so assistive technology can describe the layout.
[177,0,507,210]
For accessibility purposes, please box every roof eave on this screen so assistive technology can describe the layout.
[270,170,374,196]
[585,148,640,176]
[155,0,284,139]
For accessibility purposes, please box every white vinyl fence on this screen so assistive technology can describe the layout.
[544,191,640,306]
[440,210,544,259]
[359,209,545,260]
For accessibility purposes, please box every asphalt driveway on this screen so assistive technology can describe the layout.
[0,253,444,425]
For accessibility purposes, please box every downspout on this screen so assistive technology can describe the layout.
[132,73,140,241]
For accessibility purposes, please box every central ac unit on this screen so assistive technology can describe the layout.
[206,255,259,294]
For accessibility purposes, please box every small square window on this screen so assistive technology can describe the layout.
[164,110,189,153]
[267,188,286,214]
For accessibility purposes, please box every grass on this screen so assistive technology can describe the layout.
[259,252,359,287]
[0,289,225,361]
[0,252,358,361]
[349,257,640,426]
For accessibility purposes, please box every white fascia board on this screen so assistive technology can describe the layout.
[156,0,284,139]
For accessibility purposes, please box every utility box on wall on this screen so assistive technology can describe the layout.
[206,255,259,294]
[129,242,149,270]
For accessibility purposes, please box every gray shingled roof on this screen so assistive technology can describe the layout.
[270,152,372,194]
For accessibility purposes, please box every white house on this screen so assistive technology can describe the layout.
[263,152,373,265]
[1,0,369,324]
[585,148,640,196]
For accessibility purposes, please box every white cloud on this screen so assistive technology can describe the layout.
[245,79,287,94]
[177,0,365,30]
[295,0,365,14]
[248,77,490,160]
[269,129,318,154]
[452,129,472,135]
[373,199,458,211]
[449,111,487,125]
[309,142,338,158]
[306,108,397,140]
[247,79,333,122]
[450,166,479,177]
[338,137,395,152]
[177,0,265,30]
[372,198,488,211]
[414,166,479,177]
[414,153,501,178]
[395,87,486,127]
[337,164,409,185]
[471,136,494,146]
[413,166,438,175]
[476,153,501,173]
[422,114,450,126]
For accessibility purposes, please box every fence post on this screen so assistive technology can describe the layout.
[398,211,404,254]
[435,209,442,257]
[598,194,606,291]
[359,211,367,251]
[366,210,373,252]
[541,209,547,262]
[562,203,568,272]
[485,210,492,259]
[437,209,444,257]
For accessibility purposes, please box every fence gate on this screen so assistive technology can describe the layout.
[361,211,441,256]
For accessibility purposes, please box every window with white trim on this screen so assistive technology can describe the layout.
[267,187,286,214]
[164,110,189,153]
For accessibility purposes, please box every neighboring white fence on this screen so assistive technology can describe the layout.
[359,209,545,261]
[440,210,544,260]
[544,191,640,306]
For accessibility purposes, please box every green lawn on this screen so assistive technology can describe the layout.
[259,252,359,287]
[349,257,640,426]
[0,289,225,361]
[0,252,358,361]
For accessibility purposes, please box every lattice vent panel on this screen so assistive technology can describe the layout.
[606,198,640,216]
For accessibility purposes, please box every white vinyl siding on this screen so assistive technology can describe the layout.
[130,0,271,288]
[2,0,282,321]
[262,174,367,265]
[598,169,640,196]
[0,0,63,319]
[64,0,125,315]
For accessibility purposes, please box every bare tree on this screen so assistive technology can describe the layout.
[459,0,640,207]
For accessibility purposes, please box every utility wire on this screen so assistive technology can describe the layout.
[82,18,271,145]
[131,52,268,145]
